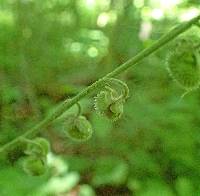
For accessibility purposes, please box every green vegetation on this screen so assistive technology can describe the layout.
[1,0,200,195]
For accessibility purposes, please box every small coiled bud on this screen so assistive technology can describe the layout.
[20,137,50,176]
[24,137,50,158]
[166,27,200,91]
[63,115,93,141]
[22,156,47,176]
[94,78,129,121]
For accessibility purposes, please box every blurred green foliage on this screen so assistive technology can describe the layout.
[1,0,200,195]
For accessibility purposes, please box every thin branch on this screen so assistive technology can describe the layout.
[0,14,200,153]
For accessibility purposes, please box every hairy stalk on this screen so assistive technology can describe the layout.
[0,15,200,153]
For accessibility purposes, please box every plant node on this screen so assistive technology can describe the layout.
[94,78,129,121]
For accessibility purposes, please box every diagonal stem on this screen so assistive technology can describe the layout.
[1,14,200,154]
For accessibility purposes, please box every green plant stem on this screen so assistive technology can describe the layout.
[20,137,44,153]
[0,15,200,154]
[76,102,82,117]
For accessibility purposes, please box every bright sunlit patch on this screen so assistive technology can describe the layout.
[139,21,152,41]
[134,0,144,9]
[180,8,199,21]
[151,9,163,20]
[141,7,151,20]
[160,0,181,10]
[149,0,181,10]
[97,12,109,27]
[87,46,98,58]
[85,0,96,9]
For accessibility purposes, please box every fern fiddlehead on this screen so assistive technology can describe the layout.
[94,78,129,121]
[166,27,200,96]
[62,103,93,141]
[21,137,50,176]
